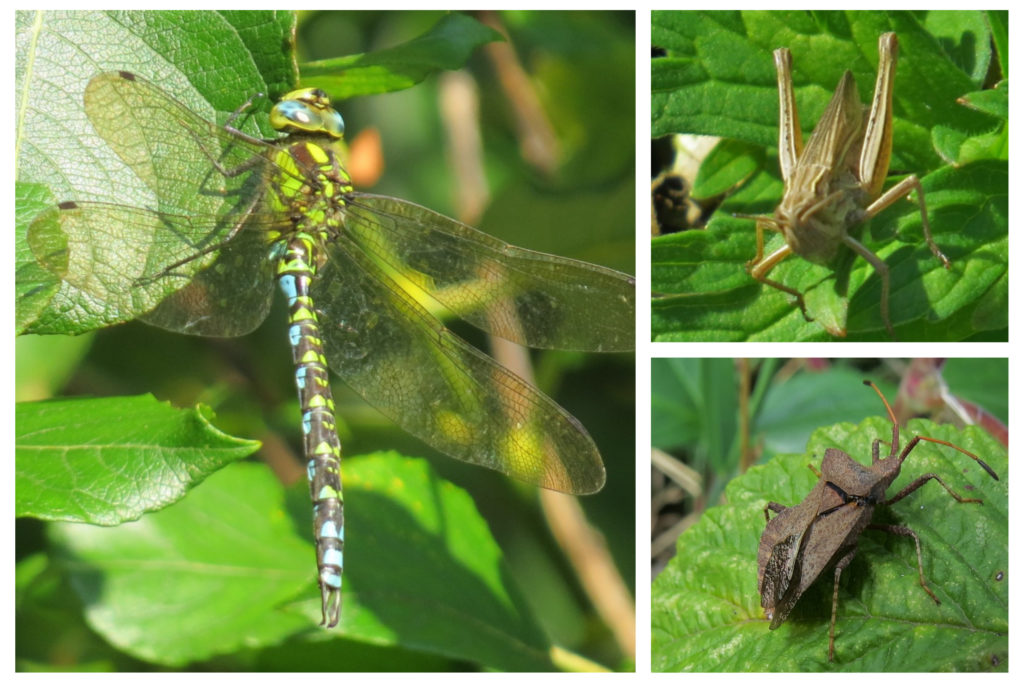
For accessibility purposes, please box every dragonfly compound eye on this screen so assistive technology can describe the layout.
[271,92,345,139]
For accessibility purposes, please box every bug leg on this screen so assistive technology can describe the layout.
[867,523,941,604]
[883,473,984,506]
[748,243,812,321]
[223,90,266,129]
[841,233,893,337]
[898,435,999,480]
[829,547,858,663]
[864,175,951,270]
[870,437,900,463]
[858,33,898,199]
[773,47,803,184]
[864,380,901,459]
[746,216,774,266]
[764,501,789,522]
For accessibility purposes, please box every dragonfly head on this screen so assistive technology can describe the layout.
[271,87,345,140]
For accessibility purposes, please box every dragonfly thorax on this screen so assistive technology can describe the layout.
[271,87,345,140]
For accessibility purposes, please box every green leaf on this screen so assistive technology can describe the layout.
[651,358,739,477]
[15,183,60,334]
[957,87,1008,120]
[654,11,992,161]
[16,395,259,524]
[50,453,553,670]
[15,10,295,334]
[301,13,503,99]
[985,11,1008,80]
[333,453,553,671]
[50,463,314,666]
[691,140,762,201]
[651,10,1007,341]
[653,417,1008,672]
[754,368,896,456]
[15,10,294,195]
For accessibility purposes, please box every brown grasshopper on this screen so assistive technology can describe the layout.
[757,380,999,662]
[745,33,951,337]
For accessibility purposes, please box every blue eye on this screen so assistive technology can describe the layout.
[270,89,345,139]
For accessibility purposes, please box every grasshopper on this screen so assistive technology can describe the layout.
[757,380,999,662]
[745,33,950,337]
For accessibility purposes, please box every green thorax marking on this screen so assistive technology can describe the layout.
[265,88,352,260]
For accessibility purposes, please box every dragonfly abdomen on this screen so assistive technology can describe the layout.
[277,233,344,627]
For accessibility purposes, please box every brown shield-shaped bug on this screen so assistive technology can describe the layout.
[757,380,999,661]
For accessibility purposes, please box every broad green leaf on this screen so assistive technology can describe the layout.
[651,358,739,469]
[921,11,993,83]
[985,10,1008,79]
[50,463,314,666]
[15,183,60,333]
[15,10,295,334]
[653,11,992,164]
[691,140,762,200]
[301,13,503,99]
[754,369,896,456]
[51,453,553,670]
[957,86,1008,120]
[331,453,553,671]
[16,395,259,524]
[15,10,295,202]
[651,10,1006,341]
[653,417,1007,672]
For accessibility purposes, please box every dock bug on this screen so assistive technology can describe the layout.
[757,380,999,661]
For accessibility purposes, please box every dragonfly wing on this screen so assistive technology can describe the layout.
[139,214,277,336]
[28,201,276,336]
[28,72,286,334]
[314,237,607,494]
[84,72,274,217]
[344,194,635,352]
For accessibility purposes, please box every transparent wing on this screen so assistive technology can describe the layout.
[82,71,280,216]
[314,236,606,494]
[27,72,295,334]
[29,201,276,336]
[345,194,635,352]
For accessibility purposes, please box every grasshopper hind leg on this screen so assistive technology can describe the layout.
[864,173,952,270]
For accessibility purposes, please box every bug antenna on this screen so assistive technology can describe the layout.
[732,211,773,224]
[863,380,898,424]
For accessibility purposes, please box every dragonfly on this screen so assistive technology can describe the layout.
[28,72,635,627]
